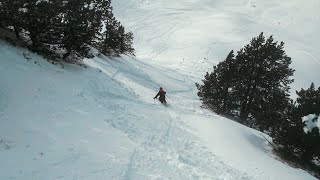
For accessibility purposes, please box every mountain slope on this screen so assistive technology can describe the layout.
[1,0,319,179]
[0,41,316,179]
[112,0,320,98]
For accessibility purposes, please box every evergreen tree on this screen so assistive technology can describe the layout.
[273,100,302,148]
[91,0,112,45]
[0,0,25,39]
[253,90,292,133]
[22,0,62,49]
[296,83,320,116]
[197,33,294,132]
[98,14,120,56]
[0,0,134,60]
[295,83,320,161]
[232,33,294,130]
[274,83,320,163]
[60,0,105,59]
[118,25,135,56]
[196,50,236,114]
[97,1,135,57]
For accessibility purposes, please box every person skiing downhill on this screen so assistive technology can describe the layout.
[154,87,166,103]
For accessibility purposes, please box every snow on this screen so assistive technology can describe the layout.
[111,0,320,99]
[302,114,320,134]
[1,0,320,179]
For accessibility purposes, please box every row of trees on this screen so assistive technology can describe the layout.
[196,33,319,173]
[0,0,134,60]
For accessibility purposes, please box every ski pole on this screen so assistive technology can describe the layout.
[166,95,174,102]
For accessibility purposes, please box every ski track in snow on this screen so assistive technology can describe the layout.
[86,57,251,179]
[1,0,320,179]
[71,53,248,179]
[103,100,251,179]
[0,44,255,179]
[112,0,320,96]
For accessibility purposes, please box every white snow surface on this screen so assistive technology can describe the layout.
[302,114,320,134]
[1,0,319,179]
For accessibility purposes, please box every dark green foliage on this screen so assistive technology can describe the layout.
[273,101,305,154]
[274,83,320,164]
[118,26,135,56]
[198,32,319,175]
[90,0,112,45]
[97,9,135,57]
[61,0,99,58]
[296,83,320,116]
[233,33,294,128]
[22,0,62,49]
[0,0,134,61]
[98,15,120,56]
[0,0,25,38]
[196,50,236,115]
[197,33,294,132]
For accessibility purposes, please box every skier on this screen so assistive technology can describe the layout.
[154,87,166,104]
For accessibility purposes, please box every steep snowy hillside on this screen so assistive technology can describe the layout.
[112,0,320,98]
[1,0,320,179]
[0,42,316,180]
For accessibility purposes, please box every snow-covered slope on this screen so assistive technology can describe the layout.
[112,0,320,98]
[1,0,319,179]
[0,43,315,180]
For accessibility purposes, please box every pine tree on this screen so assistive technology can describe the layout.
[274,83,320,163]
[197,33,294,131]
[90,0,111,45]
[232,33,294,130]
[296,83,320,162]
[296,83,320,116]
[96,1,135,57]
[0,0,25,39]
[1,0,133,61]
[196,50,236,114]
[98,14,121,56]
[61,0,104,59]
[253,89,292,133]
[21,0,62,50]
[118,25,135,56]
